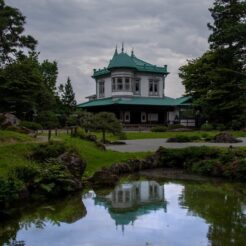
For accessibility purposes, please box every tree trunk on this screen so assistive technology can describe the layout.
[48,129,51,142]
[102,130,106,144]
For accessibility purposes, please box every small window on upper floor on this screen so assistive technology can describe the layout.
[133,79,140,95]
[125,78,130,91]
[98,80,105,98]
[117,78,123,91]
[149,79,159,96]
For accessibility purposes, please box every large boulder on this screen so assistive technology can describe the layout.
[57,152,87,179]
[89,169,119,187]
[0,113,20,127]
[212,132,242,143]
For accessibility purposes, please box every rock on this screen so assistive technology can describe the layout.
[89,169,119,187]
[57,152,87,179]
[212,132,242,143]
[109,141,126,145]
[0,113,20,127]
[86,134,97,142]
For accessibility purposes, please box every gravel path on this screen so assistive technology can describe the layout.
[106,138,246,152]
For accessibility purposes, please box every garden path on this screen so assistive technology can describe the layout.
[106,138,246,152]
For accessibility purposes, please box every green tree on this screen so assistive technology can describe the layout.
[36,111,59,129]
[93,112,122,143]
[179,0,246,126]
[59,77,77,114]
[0,53,44,118]
[78,111,94,132]
[40,60,58,94]
[0,0,37,66]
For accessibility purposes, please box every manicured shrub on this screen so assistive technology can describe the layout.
[116,131,127,140]
[215,123,226,131]
[151,126,167,132]
[230,120,244,130]
[200,122,213,131]
[30,142,66,162]
[76,127,86,139]
[20,121,43,130]
[167,135,200,142]
[167,124,183,130]
[191,159,220,175]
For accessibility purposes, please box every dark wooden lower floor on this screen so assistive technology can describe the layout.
[83,104,195,127]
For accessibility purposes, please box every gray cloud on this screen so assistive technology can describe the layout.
[6,0,213,102]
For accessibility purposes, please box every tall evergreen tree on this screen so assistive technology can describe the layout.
[179,0,246,126]
[0,0,37,66]
[59,77,77,113]
[40,60,58,93]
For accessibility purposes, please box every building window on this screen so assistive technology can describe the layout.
[141,112,147,123]
[118,190,123,203]
[149,79,159,96]
[98,81,104,98]
[125,78,130,91]
[124,111,130,123]
[133,79,140,95]
[112,78,116,91]
[117,78,123,91]
[125,190,130,202]
[148,113,158,122]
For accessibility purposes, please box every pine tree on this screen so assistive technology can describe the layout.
[179,0,246,126]
[59,77,77,113]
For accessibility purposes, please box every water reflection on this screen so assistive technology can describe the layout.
[94,181,167,230]
[0,195,86,246]
[179,183,246,246]
[1,180,245,246]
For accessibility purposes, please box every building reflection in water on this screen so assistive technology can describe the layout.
[107,181,165,209]
[94,181,167,232]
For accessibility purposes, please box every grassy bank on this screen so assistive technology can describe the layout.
[0,130,33,144]
[0,130,150,210]
[0,131,149,179]
[61,135,150,176]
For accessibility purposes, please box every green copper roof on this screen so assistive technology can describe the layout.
[92,49,168,78]
[77,96,192,108]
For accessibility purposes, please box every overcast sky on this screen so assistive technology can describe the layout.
[6,0,213,102]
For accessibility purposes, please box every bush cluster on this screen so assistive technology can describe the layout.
[200,122,213,131]
[155,147,246,180]
[167,124,184,130]
[167,135,200,142]
[0,142,83,210]
[151,126,167,132]
[20,121,43,130]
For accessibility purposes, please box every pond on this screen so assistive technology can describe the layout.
[1,178,246,246]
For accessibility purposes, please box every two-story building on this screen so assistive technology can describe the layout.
[78,46,194,126]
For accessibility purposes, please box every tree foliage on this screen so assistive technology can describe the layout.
[0,1,77,126]
[59,77,77,114]
[93,112,122,143]
[0,0,37,66]
[179,0,246,126]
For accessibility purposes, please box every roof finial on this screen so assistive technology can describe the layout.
[131,48,134,57]
[121,42,124,53]
[114,45,118,55]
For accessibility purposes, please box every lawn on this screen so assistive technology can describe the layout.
[61,135,151,177]
[0,143,37,177]
[0,131,150,178]
[0,130,33,143]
